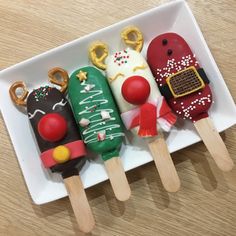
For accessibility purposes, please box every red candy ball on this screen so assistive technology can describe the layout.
[38,113,67,142]
[121,76,150,105]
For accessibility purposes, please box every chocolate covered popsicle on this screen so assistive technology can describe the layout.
[67,66,131,201]
[89,27,181,192]
[9,69,95,233]
[147,33,234,171]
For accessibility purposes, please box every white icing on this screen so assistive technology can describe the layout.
[52,99,67,110]
[78,80,124,144]
[84,84,95,92]
[28,109,45,119]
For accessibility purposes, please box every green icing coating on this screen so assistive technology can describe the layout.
[68,66,124,161]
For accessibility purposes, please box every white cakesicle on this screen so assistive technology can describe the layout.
[106,48,161,112]
[105,48,166,135]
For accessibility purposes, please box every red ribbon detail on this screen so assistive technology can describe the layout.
[138,103,157,137]
[121,96,177,136]
[40,140,86,168]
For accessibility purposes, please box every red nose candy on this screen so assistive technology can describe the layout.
[38,113,67,142]
[121,76,150,105]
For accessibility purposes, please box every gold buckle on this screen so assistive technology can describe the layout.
[166,66,205,98]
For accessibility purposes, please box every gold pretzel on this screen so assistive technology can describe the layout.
[9,81,29,106]
[121,26,144,52]
[48,67,69,93]
[89,41,109,70]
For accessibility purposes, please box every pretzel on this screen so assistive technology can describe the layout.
[89,41,109,70]
[121,26,144,52]
[48,67,69,93]
[9,81,29,106]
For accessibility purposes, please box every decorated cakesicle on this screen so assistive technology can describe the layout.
[147,33,234,172]
[9,69,95,233]
[56,66,131,201]
[89,26,181,192]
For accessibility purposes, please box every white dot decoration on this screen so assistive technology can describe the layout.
[156,54,199,79]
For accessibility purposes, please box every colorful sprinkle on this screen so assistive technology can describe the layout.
[33,86,51,102]
[113,50,130,66]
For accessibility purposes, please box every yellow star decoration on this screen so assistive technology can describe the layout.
[76,70,88,82]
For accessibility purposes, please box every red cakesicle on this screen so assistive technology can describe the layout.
[147,33,234,172]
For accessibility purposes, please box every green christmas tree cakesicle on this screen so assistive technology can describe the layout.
[68,66,131,201]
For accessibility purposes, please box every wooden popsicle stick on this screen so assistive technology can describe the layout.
[194,117,234,172]
[148,134,181,192]
[64,175,95,233]
[104,157,131,201]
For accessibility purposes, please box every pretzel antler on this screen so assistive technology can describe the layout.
[48,67,69,93]
[9,81,29,106]
[89,41,109,70]
[121,26,144,52]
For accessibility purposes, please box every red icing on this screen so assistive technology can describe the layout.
[38,113,67,142]
[40,140,86,168]
[147,33,212,122]
[121,76,150,105]
[138,103,157,137]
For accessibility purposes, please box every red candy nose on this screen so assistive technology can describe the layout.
[38,113,67,142]
[121,76,150,105]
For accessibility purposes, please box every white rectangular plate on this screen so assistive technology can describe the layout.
[0,0,236,205]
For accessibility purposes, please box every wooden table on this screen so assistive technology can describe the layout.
[0,0,236,235]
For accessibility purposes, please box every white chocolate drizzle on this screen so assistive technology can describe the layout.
[28,109,45,119]
[52,99,67,110]
[78,80,124,144]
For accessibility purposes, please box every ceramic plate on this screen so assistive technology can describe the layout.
[0,0,236,204]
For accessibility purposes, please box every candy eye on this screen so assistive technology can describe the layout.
[167,49,173,56]
[162,39,168,45]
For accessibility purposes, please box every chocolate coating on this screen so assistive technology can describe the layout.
[27,86,86,175]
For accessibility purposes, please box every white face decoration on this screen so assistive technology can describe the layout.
[106,48,161,113]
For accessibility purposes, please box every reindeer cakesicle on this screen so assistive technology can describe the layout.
[89,26,181,192]
[9,69,95,233]
[147,33,234,172]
